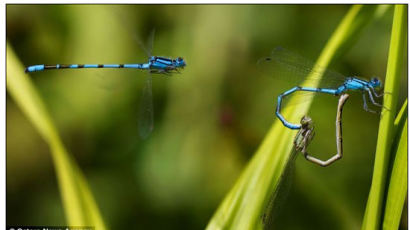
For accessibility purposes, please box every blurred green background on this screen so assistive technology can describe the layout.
[6,4,407,230]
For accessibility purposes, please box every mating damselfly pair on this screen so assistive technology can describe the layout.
[25,30,186,139]
[259,47,384,130]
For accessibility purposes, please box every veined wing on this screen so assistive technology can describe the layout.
[137,28,156,139]
[258,47,347,88]
[261,115,316,228]
[137,29,155,58]
[138,72,154,139]
[261,150,298,229]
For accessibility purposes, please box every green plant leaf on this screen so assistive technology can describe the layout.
[206,5,380,230]
[382,100,407,230]
[361,5,407,230]
[6,42,108,229]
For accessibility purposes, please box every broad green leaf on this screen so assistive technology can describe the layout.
[7,42,108,230]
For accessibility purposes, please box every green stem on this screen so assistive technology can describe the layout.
[361,4,407,230]
[382,100,408,230]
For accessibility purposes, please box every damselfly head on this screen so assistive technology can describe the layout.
[294,115,315,152]
[175,57,186,68]
[300,115,314,128]
[370,77,382,88]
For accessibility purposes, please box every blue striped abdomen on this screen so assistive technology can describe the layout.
[25,63,149,73]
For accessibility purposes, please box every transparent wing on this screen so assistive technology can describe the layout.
[261,150,298,229]
[137,28,156,139]
[110,7,154,58]
[258,47,347,88]
[146,29,155,57]
[138,73,154,139]
[136,28,155,57]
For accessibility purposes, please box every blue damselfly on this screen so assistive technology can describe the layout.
[25,30,186,139]
[259,47,383,130]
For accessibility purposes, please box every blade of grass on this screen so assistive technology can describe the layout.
[382,100,407,230]
[7,42,108,229]
[206,5,380,230]
[361,5,407,230]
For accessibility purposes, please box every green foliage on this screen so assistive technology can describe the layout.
[7,42,107,229]
[361,5,407,230]
[383,100,407,230]
[6,5,406,229]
